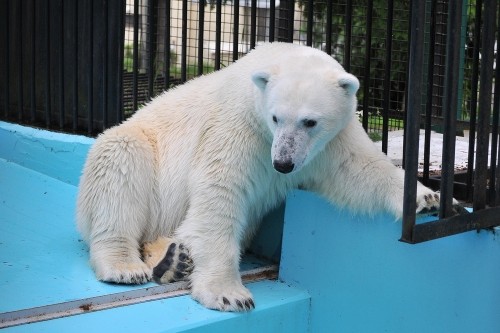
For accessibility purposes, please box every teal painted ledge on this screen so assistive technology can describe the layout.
[280,190,500,333]
[0,122,93,186]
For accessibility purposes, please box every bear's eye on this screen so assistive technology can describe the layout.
[303,119,317,128]
[272,115,278,123]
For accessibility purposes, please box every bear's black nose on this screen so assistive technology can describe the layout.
[273,160,294,174]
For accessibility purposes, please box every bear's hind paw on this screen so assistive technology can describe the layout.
[95,261,152,285]
[142,238,193,284]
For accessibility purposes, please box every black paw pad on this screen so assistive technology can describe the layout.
[153,242,193,284]
[153,243,177,281]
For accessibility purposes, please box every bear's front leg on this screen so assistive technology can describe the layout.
[174,216,255,312]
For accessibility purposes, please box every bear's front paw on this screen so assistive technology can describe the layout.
[142,238,193,284]
[415,191,469,216]
[416,192,440,215]
[191,281,255,312]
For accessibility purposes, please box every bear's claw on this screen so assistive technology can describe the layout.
[415,191,469,216]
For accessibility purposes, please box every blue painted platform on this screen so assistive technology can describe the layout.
[1,121,499,332]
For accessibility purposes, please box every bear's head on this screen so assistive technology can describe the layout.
[252,56,359,174]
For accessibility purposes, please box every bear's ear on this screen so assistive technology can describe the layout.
[338,73,360,95]
[251,70,272,91]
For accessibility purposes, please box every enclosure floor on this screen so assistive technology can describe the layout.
[0,157,274,320]
[376,130,493,174]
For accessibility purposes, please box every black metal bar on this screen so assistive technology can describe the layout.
[92,0,104,133]
[30,0,36,123]
[102,0,108,129]
[288,0,295,43]
[87,0,94,135]
[466,0,482,201]
[306,0,314,47]
[45,0,52,128]
[400,0,426,243]
[490,1,500,206]
[197,0,205,76]
[232,0,240,61]
[214,0,221,70]
[72,0,78,131]
[344,0,352,71]
[409,206,500,244]
[269,0,276,42]
[132,0,139,111]
[107,0,123,127]
[181,0,187,82]
[381,0,394,155]
[147,0,157,100]
[362,0,373,131]
[495,3,500,206]
[59,0,65,129]
[117,0,125,123]
[439,0,463,218]
[325,0,332,55]
[422,0,437,186]
[250,0,257,49]
[17,0,24,122]
[164,0,171,90]
[474,0,496,211]
[1,0,9,119]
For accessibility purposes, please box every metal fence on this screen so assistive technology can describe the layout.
[1,0,499,241]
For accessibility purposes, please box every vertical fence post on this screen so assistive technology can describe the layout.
[269,0,276,42]
[250,0,257,49]
[0,1,8,119]
[147,0,158,100]
[493,2,500,206]
[439,0,463,218]
[324,0,332,55]
[422,0,437,186]
[30,0,37,124]
[344,0,352,72]
[382,0,394,155]
[361,0,373,131]
[466,0,482,201]
[306,0,314,47]
[214,0,222,70]
[474,0,497,211]
[181,0,187,82]
[16,1,24,122]
[197,0,205,76]
[401,0,426,243]
[163,0,171,90]
[72,0,79,131]
[232,0,240,61]
[44,0,52,129]
[132,0,139,111]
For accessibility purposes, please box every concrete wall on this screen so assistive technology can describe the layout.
[280,190,500,333]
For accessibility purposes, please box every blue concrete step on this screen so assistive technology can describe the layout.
[3,280,310,333]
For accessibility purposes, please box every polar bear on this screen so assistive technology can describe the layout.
[77,43,445,312]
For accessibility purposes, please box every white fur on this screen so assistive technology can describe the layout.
[77,43,439,311]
